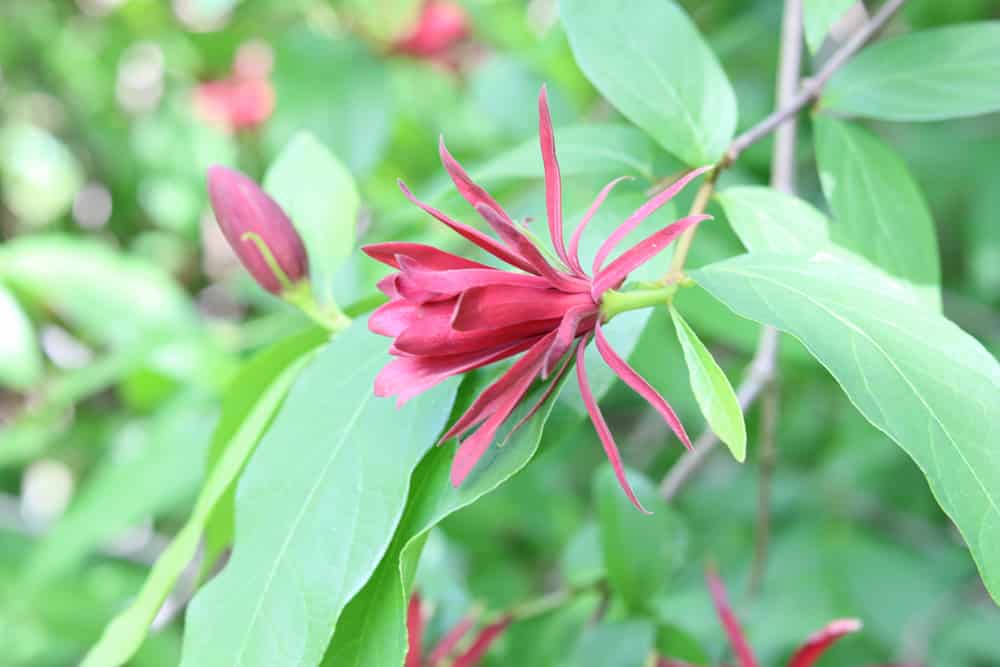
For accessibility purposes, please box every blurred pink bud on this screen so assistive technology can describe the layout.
[206,165,308,294]
[394,1,469,58]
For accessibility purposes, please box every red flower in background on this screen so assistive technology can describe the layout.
[393,0,470,59]
[194,42,275,132]
[406,592,511,667]
[657,570,921,667]
[364,86,710,511]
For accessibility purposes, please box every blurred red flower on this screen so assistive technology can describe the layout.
[394,0,470,59]
[406,592,511,667]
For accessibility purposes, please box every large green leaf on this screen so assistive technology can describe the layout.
[561,0,737,166]
[669,306,746,462]
[322,313,651,665]
[179,325,458,667]
[813,116,940,309]
[0,285,42,389]
[715,185,831,255]
[803,0,856,54]
[264,133,359,306]
[564,619,655,667]
[693,253,1000,603]
[594,466,688,612]
[80,328,328,667]
[823,22,1000,121]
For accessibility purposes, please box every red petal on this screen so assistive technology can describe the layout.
[398,180,538,274]
[594,323,692,449]
[592,166,711,274]
[591,214,709,299]
[500,349,575,446]
[438,137,513,225]
[363,242,490,271]
[538,86,572,271]
[428,615,476,666]
[375,338,538,406]
[474,203,590,293]
[377,274,401,299]
[405,594,424,667]
[567,176,632,276]
[786,619,862,667]
[453,616,512,667]
[705,569,758,667]
[397,256,551,295]
[451,285,592,332]
[369,300,418,337]
[541,304,598,378]
[575,335,649,514]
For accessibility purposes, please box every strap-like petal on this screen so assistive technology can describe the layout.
[427,615,475,666]
[591,214,709,299]
[363,242,490,271]
[453,616,512,667]
[567,176,632,276]
[398,180,538,274]
[594,323,692,449]
[705,569,758,667]
[542,303,597,378]
[592,166,711,274]
[405,594,424,667]
[451,285,592,332]
[538,85,572,271]
[575,335,649,513]
[786,619,862,667]
[438,136,513,224]
[396,256,551,296]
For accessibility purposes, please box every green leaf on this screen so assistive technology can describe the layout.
[561,523,605,588]
[693,252,1000,604]
[337,0,424,43]
[561,0,737,166]
[475,124,658,183]
[323,315,651,665]
[715,185,831,254]
[0,285,42,389]
[80,328,327,667]
[25,395,215,587]
[264,133,360,306]
[823,22,1000,121]
[814,116,940,309]
[564,619,655,667]
[669,306,746,462]
[803,0,857,53]
[179,325,458,667]
[0,236,197,347]
[595,466,688,612]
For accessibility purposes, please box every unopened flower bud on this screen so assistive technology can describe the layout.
[206,165,308,294]
[393,1,469,58]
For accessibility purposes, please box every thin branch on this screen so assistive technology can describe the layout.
[749,380,779,594]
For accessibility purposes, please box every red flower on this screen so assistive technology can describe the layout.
[406,592,511,667]
[206,165,308,294]
[393,1,470,59]
[364,86,710,511]
[657,570,920,667]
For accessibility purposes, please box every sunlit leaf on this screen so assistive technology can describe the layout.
[715,186,831,255]
[0,285,42,389]
[0,123,83,226]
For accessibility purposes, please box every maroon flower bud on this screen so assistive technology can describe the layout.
[394,1,469,59]
[206,165,308,295]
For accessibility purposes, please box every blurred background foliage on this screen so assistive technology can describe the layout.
[0,0,998,665]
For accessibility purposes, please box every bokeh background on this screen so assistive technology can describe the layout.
[1,1,999,665]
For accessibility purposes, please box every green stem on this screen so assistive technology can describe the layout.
[283,282,352,333]
[600,284,678,322]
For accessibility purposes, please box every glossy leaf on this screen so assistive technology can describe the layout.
[693,252,1000,604]
[0,285,42,389]
[594,466,688,612]
[715,186,831,255]
[824,22,1000,121]
[669,306,746,462]
[561,0,737,166]
[814,116,940,309]
[264,133,360,305]
[80,328,327,667]
[803,0,857,54]
[179,325,458,667]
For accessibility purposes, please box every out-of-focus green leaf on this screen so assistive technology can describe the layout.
[656,623,710,665]
[0,285,42,389]
[0,123,83,226]
[264,133,359,306]
[0,236,197,347]
[594,466,688,612]
[476,124,658,184]
[24,396,215,587]
[560,522,605,588]
[670,306,746,462]
[563,619,655,667]
[824,22,1000,121]
[338,0,423,43]
[267,33,391,177]
[694,253,1000,604]
[80,328,327,667]
[180,325,458,667]
[562,0,737,165]
[716,185,831,254]
[803,0,857,53]
[814,116,940,309]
